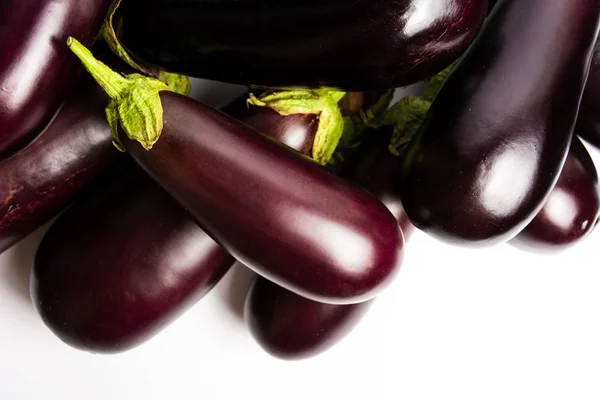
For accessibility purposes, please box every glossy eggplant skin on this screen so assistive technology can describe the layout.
[399,0,600,246]
[31,95,321,354]
[32,169,235,353]
[115,0,487,91]
[246,132,412,360]
[577,38,600,149]
[0,75,120,254]
[245,277,373,360]
[0,0,111,158]
[511,138,600,253]
[123,92,404,305]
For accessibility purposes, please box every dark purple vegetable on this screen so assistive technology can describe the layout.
[511,138,600,252]
[246,131,413,360]
[124,93,403,304]
[31,84,356,353]
[399,0,600,246]
[0,0,111,158]
[245,277,374,360]
[66,40,404,304]
[109,0,487,91]
[576,37,600,148]
[0,73,120,254]
[32,169,235,353]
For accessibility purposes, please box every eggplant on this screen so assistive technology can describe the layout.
[32,84,366,353]
[32,168,235,353]
[399,0,600,246]
[246,131,413,360]
[511,138,600,253]
[0,73,120,254]
[577,37,600,149]
[0,0,111,158]
[108,0,487,91]
[68,39,404,305]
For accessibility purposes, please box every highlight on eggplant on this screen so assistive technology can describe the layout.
[107,0,488,91]
[0,0,112,158]
[399,0,600,246]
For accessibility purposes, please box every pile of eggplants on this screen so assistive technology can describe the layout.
[0,0,598,362]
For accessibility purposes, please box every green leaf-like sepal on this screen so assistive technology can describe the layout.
[101,0,191,96]
[381,96,431,155]
[67,37,170,151]
[247,89,346,165]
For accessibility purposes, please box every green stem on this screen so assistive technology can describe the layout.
[67,37,128,99]
[67,37,170,151]
[420,61,458,103]
[247,89,347,165]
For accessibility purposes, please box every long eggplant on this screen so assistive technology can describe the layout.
[0,0,111,158]
[32,88,379,353]
[69,40,404,305]
[511,138,600,253]
[399,0,600,246]
[108,0,487,91]
[0,73,120,254]
[246,131,413,360]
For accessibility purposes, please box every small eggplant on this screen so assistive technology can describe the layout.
[399,0,600,246]
[69,39,404,305]
[32,83,367,353]
[0,73,120,254]
[511,138,600,253]
[0,0,111,158]
[246,131,414,360]
[108,0,487,91]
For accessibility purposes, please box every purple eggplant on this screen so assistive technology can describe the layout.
[108,0,487,91]
[32,169,235,353]
[0,73,120,254]
[246,131,413,359]
[511,138,600,253]
[577,37,600,149]
[68,40,404,305]
[399,0,600,246]
[32,86,370,353]
[0,0,111,158]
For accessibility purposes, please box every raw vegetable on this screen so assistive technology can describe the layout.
[106,0,487,91]
[0,0,111,157]
[68,39,404,304]
[399,0,600,246]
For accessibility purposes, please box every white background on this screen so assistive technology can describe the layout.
[1,80,599,400]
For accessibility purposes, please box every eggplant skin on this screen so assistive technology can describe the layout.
[124,92,404,305]
[399,0,600,246]
[245,277,373,360]
[577,37,600,149]
[116,0,487,91]
[512,138,600,253]
[0,0,111,158]
[32,170,235,353]
[0,75,120,254]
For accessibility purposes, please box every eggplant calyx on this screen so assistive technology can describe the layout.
[67,37,170,151]
[247,89,346,165]
[383,96,431,156]
[420,61,458,103]
[101,0,191,96]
